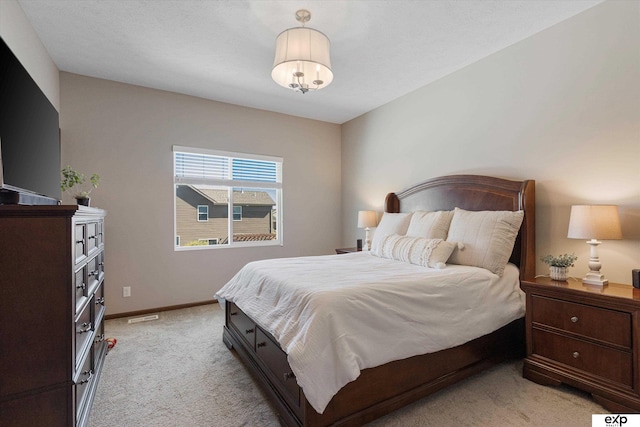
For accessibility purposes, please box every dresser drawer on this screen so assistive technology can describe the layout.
[74,224,86,264]
[256,328,301,410]
[74,351,94,425]
[94,283,106,325]
[228,303,256,349]
[96,220,104,248]
[532,328,632,387]
[531,295,631,348]
[74,302,94,373]
[86,222,99,256]
[75,265,88,312]
[86,254,102,295]
[93,322,107,368]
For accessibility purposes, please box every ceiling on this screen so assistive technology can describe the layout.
[18,0,604,124]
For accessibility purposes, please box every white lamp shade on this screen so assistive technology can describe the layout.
[357,210,377,228]
[272,27,333,89]
[567,205,622,240]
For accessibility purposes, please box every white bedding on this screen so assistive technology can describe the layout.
[215,251,524,414]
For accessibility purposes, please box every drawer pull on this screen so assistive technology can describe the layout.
[570,316,578,323]
[78,370,93,385]
[283,372,295,381]
[89,270,99,277]
[95,297,105,306]
[76,239,84,244]
[245,328,254,334]
[78,322,93,334]
[257,342,267,348]
[573,351,580,359]
[76,282,86,290]
[230,311,238,316]
[95,334,105,343]
[88,235,96,240]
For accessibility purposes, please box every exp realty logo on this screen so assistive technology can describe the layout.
[604,415,628,426]
[593,414,640,427]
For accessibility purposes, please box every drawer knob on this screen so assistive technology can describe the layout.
[96,297,105,306]
[76,282,86,290]
[77,370,93,385]
[570,316,578,323]
[76,239,84,245]
[283,372,295,381]
[230,312,238,316]
[95,334,105,343]
[573,351,580,359]
[245,328,254,334]
[257,342,267,348]
[78,322,93,334]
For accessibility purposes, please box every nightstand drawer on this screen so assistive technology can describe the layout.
[532,328,632,387]
[531,295,631,348]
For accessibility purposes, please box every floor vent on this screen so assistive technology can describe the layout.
[127,314,159,324]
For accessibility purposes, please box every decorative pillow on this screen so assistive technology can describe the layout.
[370,212,413,255]
[405,210,454,240]
[446,207,524,276]
[375,234,457,268]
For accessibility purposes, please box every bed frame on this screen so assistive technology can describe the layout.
[222,174,535,426]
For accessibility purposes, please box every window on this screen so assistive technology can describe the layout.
[198,238,219,245]
[173,146,282,250]
[233,206,242,221]
[197,205,209,222]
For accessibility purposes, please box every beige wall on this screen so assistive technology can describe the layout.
[0,0,59,110]
[342,0,640,285]
[60,73,341,314]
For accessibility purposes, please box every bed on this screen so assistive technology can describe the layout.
[217,174,535,426]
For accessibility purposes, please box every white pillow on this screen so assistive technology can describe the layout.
[406,210,454,240]
[446,207,524,276]
[370,212,413,255]
[375,234,457,268]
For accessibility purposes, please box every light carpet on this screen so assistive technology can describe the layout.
[89,304,606,427]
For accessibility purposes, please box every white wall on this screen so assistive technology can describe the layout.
[342,0,640,285]
[60,73,342,315]
[0,0,59,110]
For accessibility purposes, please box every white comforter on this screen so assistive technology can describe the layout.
[215,251,524,414]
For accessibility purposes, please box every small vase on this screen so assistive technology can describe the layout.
[550,266,569,281]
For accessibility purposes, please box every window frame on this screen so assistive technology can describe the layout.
[173,146,283,251]
[197,205,209,222]
[233,205,242,221]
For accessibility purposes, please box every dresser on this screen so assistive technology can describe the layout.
[521,277,640,412]
[0,205,107,426]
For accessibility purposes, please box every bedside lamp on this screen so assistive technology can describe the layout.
[357,210,377,251]
[567,205,622,286]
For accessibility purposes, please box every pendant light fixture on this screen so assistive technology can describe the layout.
[272,9,333,94]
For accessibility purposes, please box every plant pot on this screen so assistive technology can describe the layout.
[550,266,569,281]
[76,196,90,207]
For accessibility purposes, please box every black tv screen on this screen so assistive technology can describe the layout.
[0,37,60,203]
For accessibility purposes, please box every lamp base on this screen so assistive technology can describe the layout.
[582,271,609,286]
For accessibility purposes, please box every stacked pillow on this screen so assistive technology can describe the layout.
[369,207,524,276]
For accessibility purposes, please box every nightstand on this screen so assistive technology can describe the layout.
[521,277,640,412]
[335,247,360,254]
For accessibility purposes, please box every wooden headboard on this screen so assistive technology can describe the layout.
[385,175,535,280]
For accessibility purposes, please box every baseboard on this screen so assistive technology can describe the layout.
[105,299,217,320]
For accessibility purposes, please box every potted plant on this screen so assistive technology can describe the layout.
[60,166,100,206]
[541,253,578,281]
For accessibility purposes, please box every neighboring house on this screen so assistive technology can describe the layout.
[175,185,276,246]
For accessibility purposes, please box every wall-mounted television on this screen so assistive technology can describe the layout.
[0,37,60,205]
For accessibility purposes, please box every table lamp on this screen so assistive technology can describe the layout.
[357,210,377,251]
[567,205,622,286]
